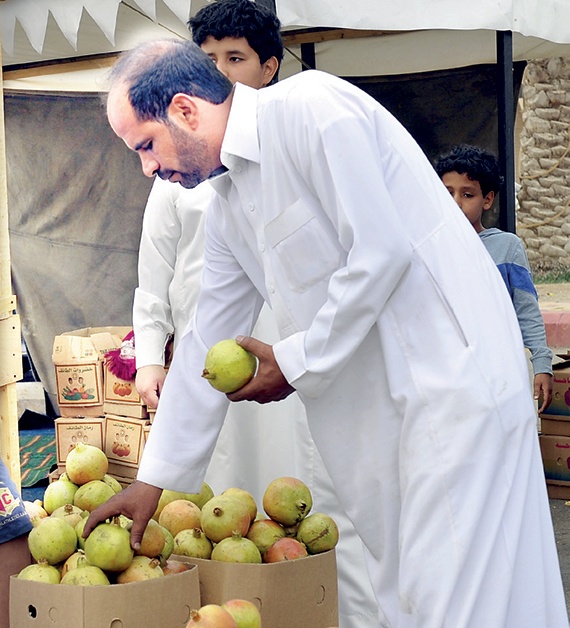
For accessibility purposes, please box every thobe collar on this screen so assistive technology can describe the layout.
[209,82,260,199]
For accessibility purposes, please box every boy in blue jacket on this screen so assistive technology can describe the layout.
[435,144,552,413]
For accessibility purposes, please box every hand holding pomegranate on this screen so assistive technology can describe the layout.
[226,336,295,404]
[83,481,162,551]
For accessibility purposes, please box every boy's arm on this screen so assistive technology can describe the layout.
[500,237,553,411]
[502,238,552,375]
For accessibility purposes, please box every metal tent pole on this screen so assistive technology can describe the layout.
[497,30,517,234]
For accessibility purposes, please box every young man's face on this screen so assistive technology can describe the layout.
[441,171,495,233]
[200,36,278,89]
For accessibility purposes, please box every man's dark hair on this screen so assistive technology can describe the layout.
[434,145,504,196]
[107,39,233,121]
[189,0,283,83]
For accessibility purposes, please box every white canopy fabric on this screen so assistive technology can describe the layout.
[2,0,570,91]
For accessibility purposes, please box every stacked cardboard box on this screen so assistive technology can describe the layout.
[52,327,150,484]
[540,360,570,499]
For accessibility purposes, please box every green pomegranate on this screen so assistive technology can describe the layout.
[65,442,108,485]
[222,599,262,628]
[159,525,175,561]
[75,516,88,550]
[18,559,61,584]
[60,556,110,586]
[211,533,262,564]
[262,477,313,526]
[221,487,258,522]
[84,520,134,572]
[246,518,286,556]
[73,479,115,512]
[201,339,257,393]
[51,503,86,528]
[152,484,213,520]
[200,495,251,543]
[117,556,164,583]
[42,477,79,515]
[296,512,339,553]
[28,516,77,565]
[173,528,213,560]
[102,474,123,494]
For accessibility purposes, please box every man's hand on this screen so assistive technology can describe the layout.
[136,365,167,408]
[227,336,295,404]
[83,481,162,551]
[535,372,553,415]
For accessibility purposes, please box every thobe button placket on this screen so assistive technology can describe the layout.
[248,203,255,212]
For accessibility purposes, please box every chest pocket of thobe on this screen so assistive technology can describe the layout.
[265,198,344,293]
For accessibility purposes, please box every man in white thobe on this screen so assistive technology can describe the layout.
[88,39,569,627]
[132,2,379,623]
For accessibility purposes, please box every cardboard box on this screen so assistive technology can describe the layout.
[48,467,65,483]
[54,417,106,465]
[103,364,140,404]
[540,413,570,437]
[546,480,570,500]
[547,363,570,416]
[10,563,200,628]
[103,400,149,419]
[106,461,139,480]
[173,550,339,628]
[104,414,149,467]
[540,434,570,482]
[52,327,130,417]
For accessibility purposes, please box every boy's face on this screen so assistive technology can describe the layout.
[200,36,278,89]
[441,170,495,233]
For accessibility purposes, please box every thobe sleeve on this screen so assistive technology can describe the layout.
[136,206,265,492]
[133,178,180,368]
[272,88,419,398]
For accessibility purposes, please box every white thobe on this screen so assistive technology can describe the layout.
[133,177,379,626]
[138,71,568,627]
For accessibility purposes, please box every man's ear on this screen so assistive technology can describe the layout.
[169,93,200,129]
[482,190,495,210]
[261,56,279,87]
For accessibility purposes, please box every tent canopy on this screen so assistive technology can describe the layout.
[2,0,570,89]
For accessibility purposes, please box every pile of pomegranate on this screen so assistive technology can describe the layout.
[19,443,338,626]
[163,476,339,565]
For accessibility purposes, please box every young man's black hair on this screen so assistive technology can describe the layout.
[189,0,283,84]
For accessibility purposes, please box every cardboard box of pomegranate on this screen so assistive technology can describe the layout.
[173,549,339,628]
[539,413,570,437]
[540,434,570,482]
[103,414,149,467]
[103,364,148,419]
[547,363,570,416]
[54,417,106,465]
[10,560,201,628]
[52,327,130,417]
